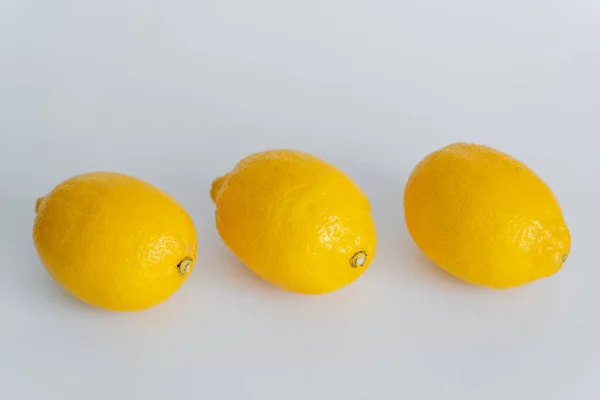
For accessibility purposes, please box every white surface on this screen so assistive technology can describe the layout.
[1,1,599,399]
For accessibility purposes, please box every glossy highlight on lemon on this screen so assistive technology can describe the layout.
[404,143,571,289]
[33,172,198,311]
[211,149,377,294]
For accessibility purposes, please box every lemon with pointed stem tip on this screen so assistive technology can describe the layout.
[211,150,377,294]
[33,172,198,311]
[404,143,571,289]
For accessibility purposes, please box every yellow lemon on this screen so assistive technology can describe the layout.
[404,143,571,289]
[33,172,197,311]
[211,150,376,294]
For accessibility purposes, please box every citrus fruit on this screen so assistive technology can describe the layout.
[33,172,197,311]
[404,143,571,289]
[211,150,376,294]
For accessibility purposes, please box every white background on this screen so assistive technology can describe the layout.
[1,1,599,399]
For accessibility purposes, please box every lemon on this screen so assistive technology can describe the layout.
[33,172,197,311]
[404,143,571,289]
[211,150,376,294]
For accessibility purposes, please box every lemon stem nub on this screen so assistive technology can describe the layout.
[177,257,193,276]
[35,197,44,213]
[210,175,227,203]
[350,251,367,268]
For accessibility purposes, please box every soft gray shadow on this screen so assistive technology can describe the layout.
[349,168,475,292]
[0,194,107,315]
[208,241,289,298]
[38,276,106,315]
[151,170,290,298]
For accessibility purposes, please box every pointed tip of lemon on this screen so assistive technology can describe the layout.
[210,175,227,203]
[35,197,44,213]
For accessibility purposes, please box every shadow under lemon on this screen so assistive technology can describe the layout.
[1,195,109,315]
[352,169,475,292]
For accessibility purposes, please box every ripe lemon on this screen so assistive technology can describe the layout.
[211,150,376,294]
[33,172,197,311]
[404,143,571,289]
